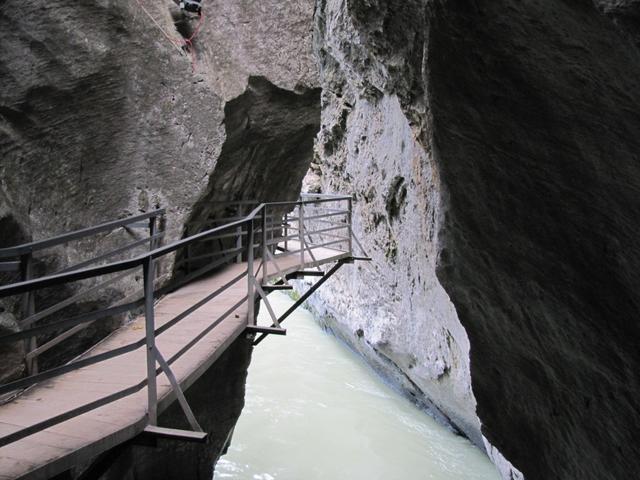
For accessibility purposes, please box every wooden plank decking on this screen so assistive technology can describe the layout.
[0,246,347,480]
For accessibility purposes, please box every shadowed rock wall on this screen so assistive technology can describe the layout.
[310,1,640,479]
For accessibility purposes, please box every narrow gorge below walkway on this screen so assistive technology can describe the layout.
[215,293,500,480]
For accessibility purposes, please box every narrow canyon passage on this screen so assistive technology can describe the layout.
[214,293,500,480]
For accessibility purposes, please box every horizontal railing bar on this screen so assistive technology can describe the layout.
[300,193,352,200]
[190,230,248,243]
[307,232,351,242]
[156,271,247,337]
[149,219,250,260]
[58,232,165,274]
[0,382,144,448]
[276,240,347,259]
[301,205,349,213]
[21,269,135,327]
[0,261,20,272]
[0,258,142,299]
[0,295,255,446]
[293,218,347,228]
[0,209,165,259]
[175,248,242,267]
[304,224,349,236]
[191,200,259,205]
[165,296,247,366]
[0,194,351,297]
[0,300,142,346]
[188,213,277,226]
[165,250,242,294]
[302,211,348,222]
[306,239,348,250]
[0,337,144,396]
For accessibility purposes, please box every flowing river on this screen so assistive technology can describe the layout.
[214,292,501,480]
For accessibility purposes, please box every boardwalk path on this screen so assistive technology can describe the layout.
[0,246,346,480]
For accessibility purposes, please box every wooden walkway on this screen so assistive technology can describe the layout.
[0,246,347,480]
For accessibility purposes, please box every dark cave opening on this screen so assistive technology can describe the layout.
[174,76,321,278]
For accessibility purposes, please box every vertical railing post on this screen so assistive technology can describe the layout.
[347,196,353,256]
[148,215,157,250]
[284,212,288,252]
[20,253,36,375]
[298,202,305,267]
[262,207,268,280]
[246,218,256,326]
[185,224,192,275]
[236,204,243,264]
[143,257,158,425]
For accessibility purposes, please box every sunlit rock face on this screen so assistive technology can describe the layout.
[310,1,640,479]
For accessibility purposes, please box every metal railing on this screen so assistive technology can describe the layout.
[0,210,166,375]
[0,194,358,447]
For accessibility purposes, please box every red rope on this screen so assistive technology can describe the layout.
[184,11,205,73]
[134,0,205,73]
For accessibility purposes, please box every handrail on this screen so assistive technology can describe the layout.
[0,197,344,297]
[0,209,165,259]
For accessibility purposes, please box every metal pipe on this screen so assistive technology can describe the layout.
[236,204,243,264]
[246,219,255,326]
[143,258,158,425]
[299,204,304,267]
[20,254,36,375]
[284,212,288,251]
[262,207,268,280]
[347,197,353,256]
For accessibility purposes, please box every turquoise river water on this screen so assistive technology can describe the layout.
[214,292,501,480]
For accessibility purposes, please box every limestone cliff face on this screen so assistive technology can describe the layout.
[0,0,317,255]
[0,0,318,473]
[0,0,318,351]
[310,1,640,479]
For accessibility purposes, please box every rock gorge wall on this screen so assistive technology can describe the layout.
[0,0,318,266]
[309,1,640,480]
[0,0,318,474]
[0,0,318,356]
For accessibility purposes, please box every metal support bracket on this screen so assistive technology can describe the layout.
[142,425,207,443]
[153,348,203,433]
[252,279,281,328]
[254,261,345,346]
[246,325,286,336]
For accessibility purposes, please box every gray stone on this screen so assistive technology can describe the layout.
[309,1,640,479]
[0,0,317,362]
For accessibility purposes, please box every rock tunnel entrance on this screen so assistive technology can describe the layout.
[177,76,321,276]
